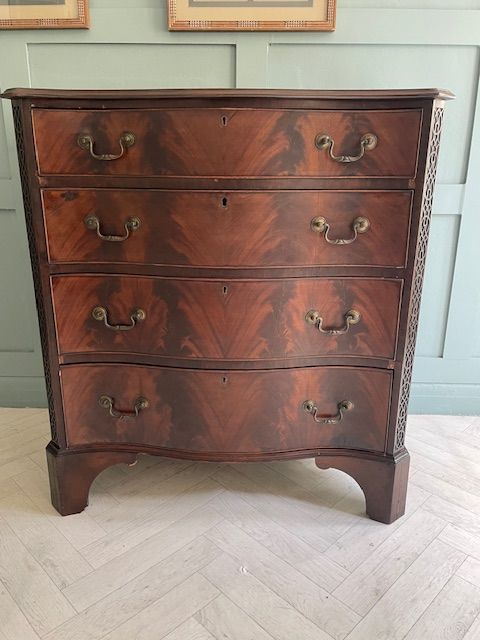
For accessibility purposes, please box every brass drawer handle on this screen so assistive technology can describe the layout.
[315,132,377,163]
[303,399,354,425]
[84,215,140,242]
[305,309,360,335]
[98,395,149,420]
[92,306,145,331]
[77,132,135,161]
[311,216,370,245]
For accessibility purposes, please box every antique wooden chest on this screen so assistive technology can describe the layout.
[2,88,452,522]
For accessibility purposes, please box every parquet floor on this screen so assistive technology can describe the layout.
[1,409,480,640]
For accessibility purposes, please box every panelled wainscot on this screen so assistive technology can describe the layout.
[2,88,452,523]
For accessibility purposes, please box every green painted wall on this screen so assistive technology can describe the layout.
[0,0,479,414]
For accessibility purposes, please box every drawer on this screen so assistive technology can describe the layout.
[52,275,401,361]
[61,364,392,454]
[42,190,412,269]
[33,108,422,177]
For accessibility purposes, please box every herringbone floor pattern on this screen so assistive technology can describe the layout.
[1,409,480,639]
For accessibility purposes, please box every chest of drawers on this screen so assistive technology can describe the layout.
[3,88,452,523]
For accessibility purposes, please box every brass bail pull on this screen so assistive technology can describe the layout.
[84,215,140,242]
[305,309,361,336]
[98,395,149,420]
[315,132,378,163]
[310,216,370,245]
[303,400,354,425]
[92,306,146,331]
[77,132,135,161]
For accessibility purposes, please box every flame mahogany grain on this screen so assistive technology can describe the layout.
[32,108,422,178]
[42,189,412,269]
[4,89,451,520]
[51,275,402,361]
[60,364,392,454]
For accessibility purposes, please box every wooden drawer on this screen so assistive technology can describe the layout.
[61,364,392,454]
[52,275,401,361]
[42,190,412,269]
[33,108,422,177]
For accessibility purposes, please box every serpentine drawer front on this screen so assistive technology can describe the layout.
[42,189,412,268]
[32,108,422,177]
[60,365,392,454]
[2,87,452,524]
[51,275,402,361]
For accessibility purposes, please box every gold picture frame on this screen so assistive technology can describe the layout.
[0,0,89,30]
[168,0,336,31]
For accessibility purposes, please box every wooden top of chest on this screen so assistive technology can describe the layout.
[1,87,454,102]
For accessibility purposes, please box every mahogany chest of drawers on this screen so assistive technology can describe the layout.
[2,88,452,523]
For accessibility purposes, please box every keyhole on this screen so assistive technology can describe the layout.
[221,115,228,127]
[221,196,228,208]
[222,285,228,295]
[221,376,229,385]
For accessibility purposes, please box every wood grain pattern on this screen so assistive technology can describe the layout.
[51,275,402,361]
[42,189,412,268]
[32,108,422,178]
[60,364,392,454]
[5,89,448,522]
[316,450,410,524]
[4,87,454,100]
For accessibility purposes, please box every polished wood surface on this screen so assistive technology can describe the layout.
[33,108,422,177]
[52,275,402,360]
[3,87,455,100]
[5,88,448,522]
[60,364,392,454]
[42,189,412,268]
[316,449,410,524]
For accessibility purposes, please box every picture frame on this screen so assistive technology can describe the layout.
[0,0,89,30]
[168,0,336,31]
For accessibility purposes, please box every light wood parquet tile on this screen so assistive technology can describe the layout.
[205,518,360,639]
[210,491,349,592]
[325,484,430,572]
[0,492,93,588]
[332,507,447,615]
[457,556,480,589]
[13,466,110,549]
[0,409,479,640]
[196,594,275,640]
[0,583,39,640]
[345,539,466,640]
[403,576,480,640]
[63,505,223,611]
[201,552,333,640]
[44,537,220,640]
[101,572,220,640]
[81,478,224,568]
[164,618,216,640]
[0,517,75,635]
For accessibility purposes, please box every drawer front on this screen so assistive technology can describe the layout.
[33,108,422,177]
[42,190,412,269]
[61,365,392,454]
[52,275,401,360]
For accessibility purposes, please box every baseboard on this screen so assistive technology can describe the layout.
[0,377,479,416]
[0,377,47,408]
[410,383,480,415]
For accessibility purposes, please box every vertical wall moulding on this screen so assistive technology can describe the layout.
[395,106,445,451]
[11,104,58,445]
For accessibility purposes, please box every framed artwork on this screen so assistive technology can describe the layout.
[0,0,89,29]
[168,0,336,31]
